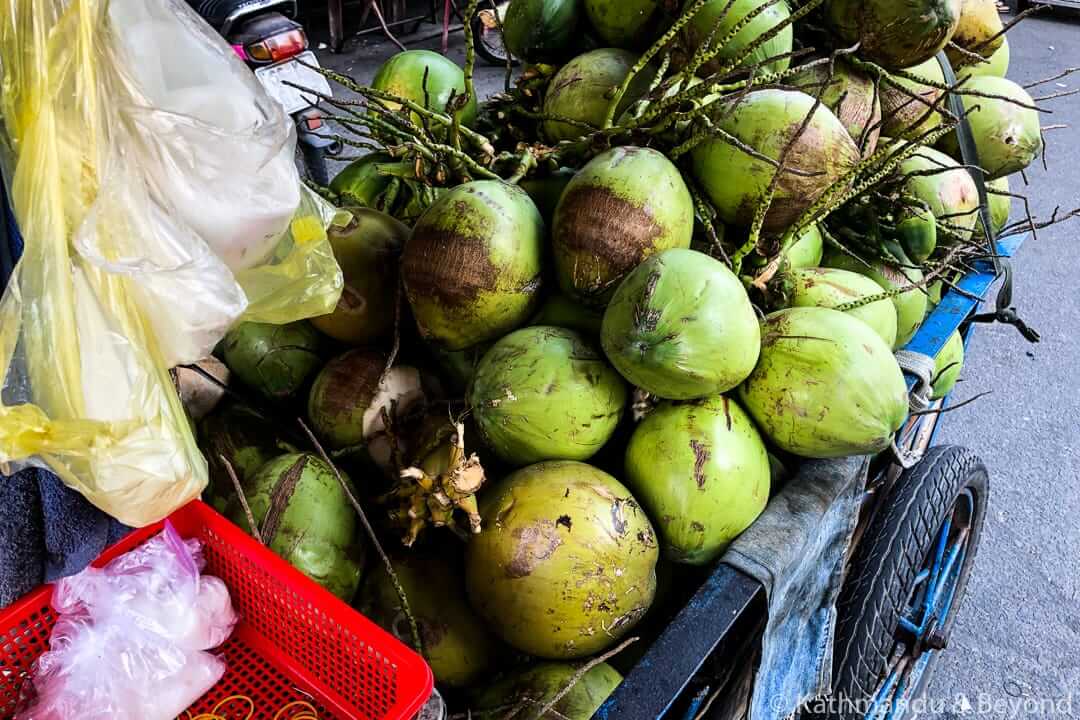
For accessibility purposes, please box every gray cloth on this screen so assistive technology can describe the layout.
[721,456,869,720]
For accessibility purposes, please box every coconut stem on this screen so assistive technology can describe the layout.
[601,0,712,129]
[971,5,1042,54]
[684,0,824,84]
[1024,67,1080,90]
[314,63,495,154]
[298,418,424,656]
[220,454,263,545]
[458,0,480,144]
[688,180,730,266]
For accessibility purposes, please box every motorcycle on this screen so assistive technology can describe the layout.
[186,0,340,184]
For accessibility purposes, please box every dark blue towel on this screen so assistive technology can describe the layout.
[0,175,128,607]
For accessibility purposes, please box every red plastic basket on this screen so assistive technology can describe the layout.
[0,501,432,720]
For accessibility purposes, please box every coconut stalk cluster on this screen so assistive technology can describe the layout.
[189,0,1080,716]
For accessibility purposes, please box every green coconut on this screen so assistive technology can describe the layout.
[520,168,575,223]
[469,326,627,465]
[601,249,760,399]
[881,58,946,139]
[584,0,662,48]
[946,0,1004,66]
[690,89,860,232]
[358,549,499,688]
[371,49,477,126]
[786,267,899,347]
[307,350,426,465]
[474,662,623,720]
[504,0,583,62]
[787,223,825,269]
[738,308,909,458]
[553,147,694,306]
[227,453,365,600]
[624,395,769,565]
[311,208,408,345]
[221,321,322,400]
[329,153,392,208]
[932,330,965,399]
[825,0,962,70]
[895,204,938,264]
[543,49,653,142]
[822,250,927,349]
[682,0,794,76]
[960,36,1009,80]
[976,176,1012,239]
[199,403,283,514]
[465,460,658,659]
[899,145,980,243]
[789,59,882,156]
[402,181,545,350]
[939,76,1043,180]
[531,293,604,336]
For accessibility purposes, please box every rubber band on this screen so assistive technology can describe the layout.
[182,694,318,719]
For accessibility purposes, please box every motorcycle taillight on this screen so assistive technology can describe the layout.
[247,28,308,63]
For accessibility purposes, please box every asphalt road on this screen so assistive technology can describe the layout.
[922,13,1080,719]
[318,12,1080,717]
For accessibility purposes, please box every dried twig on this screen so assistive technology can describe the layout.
[298,418,424,655]
[528,637,640,720]
[221,455,263,545]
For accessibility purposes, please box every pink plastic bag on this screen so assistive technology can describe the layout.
[18,524,238,720]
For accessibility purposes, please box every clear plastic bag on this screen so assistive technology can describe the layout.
[18,523,238,720]
[0,0,342,525]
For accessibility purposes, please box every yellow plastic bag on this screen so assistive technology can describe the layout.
[0,0,341,526]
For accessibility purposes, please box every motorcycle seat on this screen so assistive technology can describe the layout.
[184,0,297,34]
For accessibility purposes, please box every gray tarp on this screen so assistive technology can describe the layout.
[719,456,870,720]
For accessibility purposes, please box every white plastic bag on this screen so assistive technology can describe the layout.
[0,0,342,526]
[17,524,237,720]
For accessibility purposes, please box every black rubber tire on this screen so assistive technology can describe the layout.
[825,446,989,719]
[472,16,516,66]
[300,142,330,186]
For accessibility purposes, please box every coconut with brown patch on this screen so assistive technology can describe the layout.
[690,89,860,233]
[226,453,366,600]
[880,57,946,140]
[307,350,426,471]
[402,180,545,351]
[465,460,658,659]
[624,395,770,565]
[553,146,693,306]
[825,0,962,70]
[789,60,882,157]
